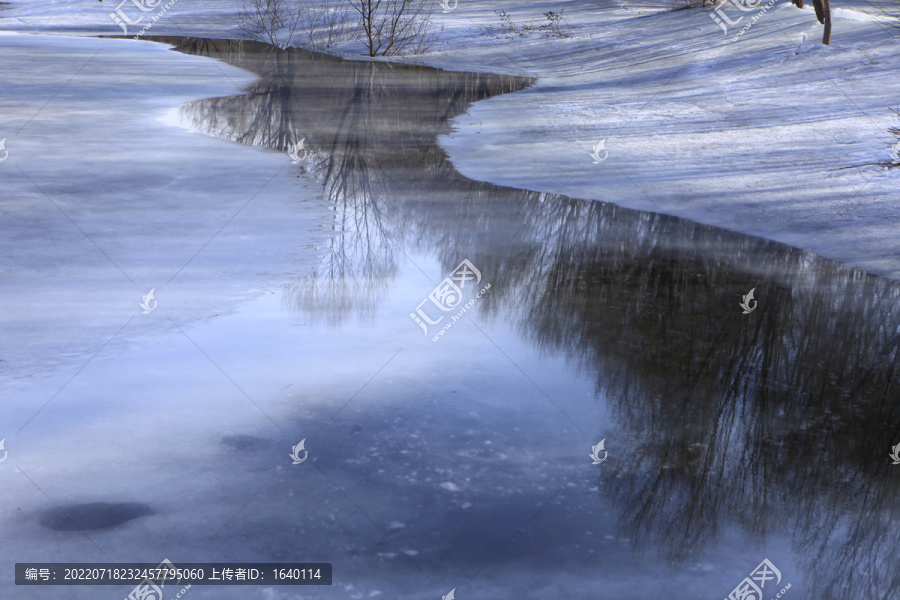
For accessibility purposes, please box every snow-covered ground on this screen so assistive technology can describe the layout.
[0,32,624,600]
[0,31,331,374]
[1,3,898,599]
[2,0,900,278]
[2,34,753,598]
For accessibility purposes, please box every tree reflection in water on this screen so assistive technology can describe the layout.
[156,37,900,598]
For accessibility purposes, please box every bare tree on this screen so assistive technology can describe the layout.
[236,0,302,47]
[299,0,356,51]
[791,0,831,44]
[347,0,436,56]
[236,0,356,51]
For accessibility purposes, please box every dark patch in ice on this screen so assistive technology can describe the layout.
[221,434,272,451]
[39,502,154,531]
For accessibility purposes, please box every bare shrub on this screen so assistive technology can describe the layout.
[494,10,521,35]
[237,0,355,51]
[486,9,571,38]
[347,0,437,56]
[541,10,570,38]
[236,0,302,47]
[237,0,436,55]
[300,0,356,51]
[669,0,715,7]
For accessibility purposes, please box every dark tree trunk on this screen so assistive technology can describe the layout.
[794,0,831,44]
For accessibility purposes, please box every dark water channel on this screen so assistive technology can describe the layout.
[151,37,899,600]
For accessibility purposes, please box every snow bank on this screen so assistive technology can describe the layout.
[2,0,900,281]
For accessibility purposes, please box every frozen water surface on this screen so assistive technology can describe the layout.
[3,0,900,277]
[1,31,899,600]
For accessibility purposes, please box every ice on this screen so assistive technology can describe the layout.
[1,1,898,598]
[0,33,618,595]
[3,0,899,275]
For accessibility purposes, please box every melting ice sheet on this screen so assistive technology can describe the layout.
[1,34,899,600]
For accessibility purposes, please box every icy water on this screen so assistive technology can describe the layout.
[2,35,900,600]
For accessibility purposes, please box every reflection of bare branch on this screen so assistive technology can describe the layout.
[500,195,900,595]
[284,63,397,322]
[284,266,388,326]
[160,37,529,325]
[158,37,900,597]
[396,180,900,595]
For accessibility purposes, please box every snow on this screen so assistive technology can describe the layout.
[0,32,327,375]
[427,0,900,279]
[0,33,636,598]
[3,0,899,279]
[0,1,892,598]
